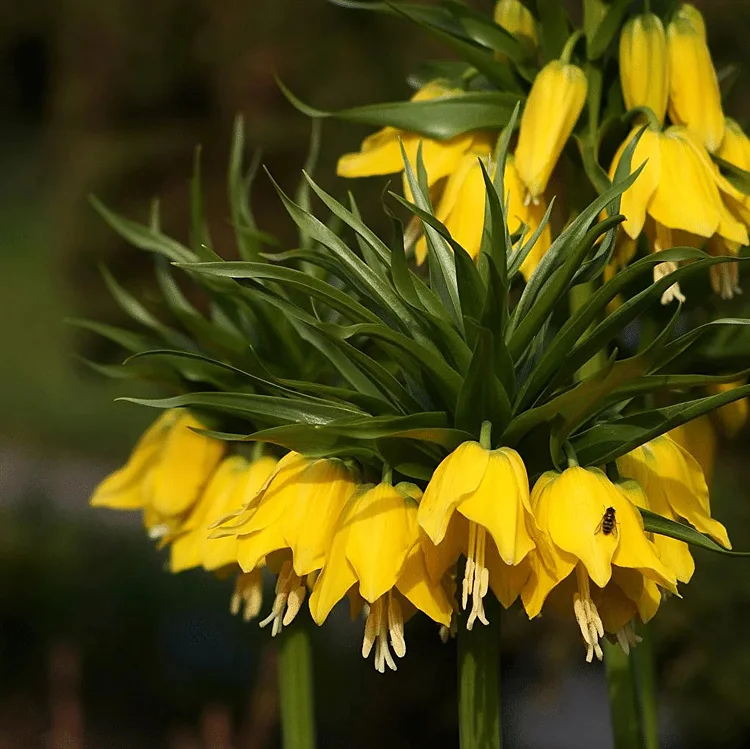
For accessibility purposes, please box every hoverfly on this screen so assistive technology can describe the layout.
[594,506,618,537]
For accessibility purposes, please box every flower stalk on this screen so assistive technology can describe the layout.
[604,639,642,749]
[278,624,317,749]
[457,594,502,749]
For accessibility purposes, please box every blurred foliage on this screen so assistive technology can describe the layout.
[2,0,750,747]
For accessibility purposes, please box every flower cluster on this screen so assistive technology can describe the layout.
[94,413,728,668]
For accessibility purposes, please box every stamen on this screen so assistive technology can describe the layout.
[573,565,604,662]
[653,262,686,305]
[710,264,742,300]
[148,524,169,540]
[258,560,306,637]
[615,622,643,656]
[439,614,458,644]
[230,569,264,622]
[362,593,405,673]
[463,523,490,630]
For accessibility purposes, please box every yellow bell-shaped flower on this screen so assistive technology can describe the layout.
[619,13,669,124]
[668,417,716,486]
[337,81,475,186]
[667,4,724,153]
[168,453,278,574]
[717,118,750,227]
[310,482,452,672]
[90,409,225,534]
[514,59,588,202]
[616,434,731,583]
[521,467,677,662]
[418,440,535,628]
[494,0,538,48]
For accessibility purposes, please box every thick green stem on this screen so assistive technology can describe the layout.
[278,626,316,749]
[457,598,502,749]
[632,623,659,749]
[604,640,642,749]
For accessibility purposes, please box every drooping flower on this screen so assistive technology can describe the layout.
[418,440,535,629]
[522,467,677,662]
[514,59,587,202]
[494,0,538,49]
[619,13,669,124]
[668,417,716,486]
[90,409,225,536]
[168,453,278,574]
[216,452,358,635]
[609,125,748,302]
[337,81,476,186]
[309,482,452,672]
[667,4,724,153]
[616,434,731,583]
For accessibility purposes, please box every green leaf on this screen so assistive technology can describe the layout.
[66,318,153,353]
[90,197,195,263]
[455,328,512,436]
[295,121,324,252]
[713,154,750,196]
[586,0,631,60]
[278,79,521,140]
[120,391,366,426]
[640,509,749,556]
[190,146,213,257]
[536,0,569,62]
[228,115,262,261]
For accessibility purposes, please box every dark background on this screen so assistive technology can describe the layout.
[2,1,750,747]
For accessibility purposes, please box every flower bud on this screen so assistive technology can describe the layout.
[667,4,724,153]
[494,0,538,48]
[619,13,669,124]
[514,60,588,201]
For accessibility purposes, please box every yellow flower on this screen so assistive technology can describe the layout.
[619,13,669,124]
[609,125,748,302]
[90,409,225,535]
[337,81,475,184]
[667,4,724,153]
[414,135,495,264]
[309,482,452,672]
[418,441,535,628]
[717,118,750,228]
[514,59,587,202]
[616,434,731,583]
[414,151,552,280]
[522,467,677,662]
[494,0,538,48]
[169,453,278,574]
[669,417,716,486]
[222,452,358,635]
[708,381,749,438]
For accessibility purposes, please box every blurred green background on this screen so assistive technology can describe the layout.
[2,1,750,747]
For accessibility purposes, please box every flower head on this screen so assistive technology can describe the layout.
[310,482,452,672]
[90,409,225,535]
[667,4,724,153]
[616,435,731,583]
[514,59,587,202]
[418,441,535,628]
[522,467,677,662]
[619,13,669,124]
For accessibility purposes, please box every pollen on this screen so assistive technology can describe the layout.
[615,622,643,656]
[259,560,306,637]
[230,569,264,622]
[462,523,490,630]
[573,565,605,662]
[362,591,406,673]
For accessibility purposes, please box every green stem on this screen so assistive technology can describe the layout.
[278,625,316,749]
[604,640,642,749]
[457,598,502,749]
[632,623,659,749]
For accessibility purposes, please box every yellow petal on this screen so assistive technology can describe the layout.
[613,568,663,624]
[594,578,637,634]
[669,416,716,484]
[421,518,464,584]
[148,412,225,518]
[619,13,669,124]
[494,0,538,47]
[285,460,357,576]
[457,447,534,566]
[653,534,695,584]
[521,549,575,618]
[90,410,175,509]
[540,468,618,588]
[396,544,452,626]
[346,484,418,603]
[647,128,722,239]
[609,127,661,239]
[515,60,588,199]
[418,441,490,545]
[667,4,724,153]
[485,542,531,609]
[718,118,750,172]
